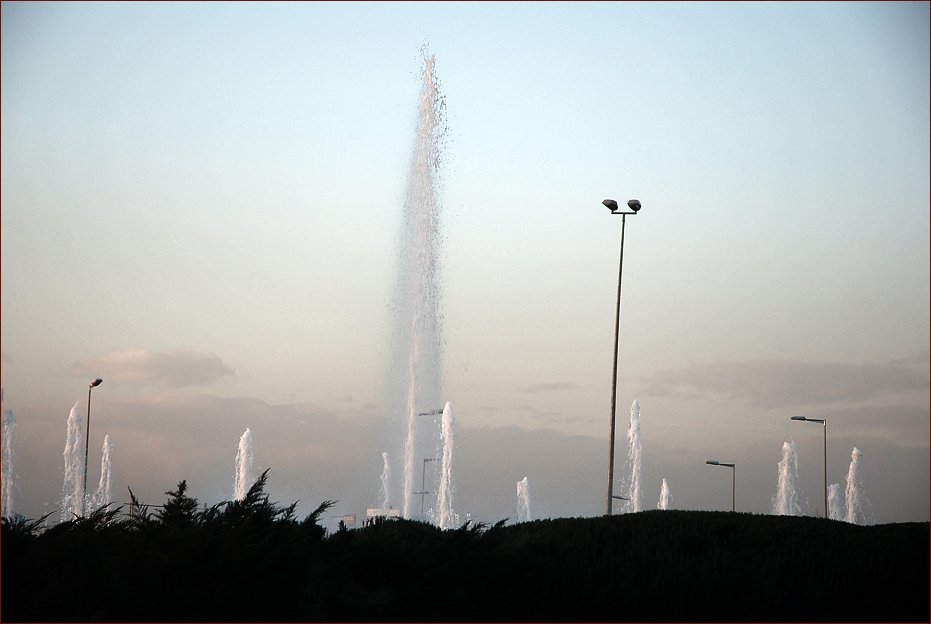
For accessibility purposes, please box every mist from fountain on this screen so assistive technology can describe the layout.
[772,440,802,516]
[625,399,643,512]
[90,434,113,512]
[844,447,873,525]
[233,428,254,501]
[2,404,15,517]
[389,48,447,520]
[516,476,532,523]
[657,478,672,510]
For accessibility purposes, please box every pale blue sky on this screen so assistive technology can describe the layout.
[2,2,928,525]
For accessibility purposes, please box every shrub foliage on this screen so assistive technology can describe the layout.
[2,473,927,622]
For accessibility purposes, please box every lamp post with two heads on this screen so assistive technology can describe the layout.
[602,198,642,515]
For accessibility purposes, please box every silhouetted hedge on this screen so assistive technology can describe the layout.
[2,473,927,622]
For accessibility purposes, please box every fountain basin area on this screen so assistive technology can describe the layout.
[2,489,926,622]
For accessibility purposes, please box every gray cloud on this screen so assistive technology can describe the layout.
[73,348,235,388]
[823,403,930,450]
[518,382,581,394]
[640,355,929,409]
[513,404,589,428]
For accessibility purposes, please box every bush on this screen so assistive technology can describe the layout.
[2,482,927,622]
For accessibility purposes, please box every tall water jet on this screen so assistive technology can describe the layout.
[379,452,392,510]
[2,400,15,517]
[772,440,802,516]
[844,447,872,525]
[60,402,85,521]
[90,434,113,512]
[437,401,457,529]
[389,48,447,519]
[516,476,532,523]
[625,399,643,512]
[656,478,672,510]
[827,483,844,521]
[233,428,254,501]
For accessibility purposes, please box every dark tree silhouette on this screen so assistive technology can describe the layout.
[2,476,927,622]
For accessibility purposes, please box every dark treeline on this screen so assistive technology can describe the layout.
[2,471,928,622]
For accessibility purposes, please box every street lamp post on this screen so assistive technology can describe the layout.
[412,457,440,518]
[82,378,103,515]
[603,198,642,516]
[406,409,444,519]
[791,415,827,518]
[706,460,736,512]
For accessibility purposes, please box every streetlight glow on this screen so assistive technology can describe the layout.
[602,197,643,516]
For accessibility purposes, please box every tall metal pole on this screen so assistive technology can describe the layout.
[81,384,94,516]
[791,416,827,518]
[822,420,828,519]
[706,460,735,512]
[82,378,102,516]
[421,458,428,517]
[606,214,627,516]
[731,465,736,513]
[83,385,93,516]
[417,458,439,518]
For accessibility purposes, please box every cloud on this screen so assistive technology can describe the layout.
[518,382,581,394]
[513,404,590,428]
[824,403,930,450]
[73,348,235,388]
[640,355,929,409]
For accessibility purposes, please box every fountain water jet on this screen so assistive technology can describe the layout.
[233,428,254,501]
[90,434,113,512]
[656,478,672,510]
[516,477,532,523]
[388,48,447,520]
[624,400,643,512]
[844,447,872,525]
[379,452,391,510]
[772,440,802,516]
[2,402,15,517]
[437,402,457,529]
[60,403,85,521]
[827,483,844,521]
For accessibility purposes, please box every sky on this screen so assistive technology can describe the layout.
[2,1,929,529]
